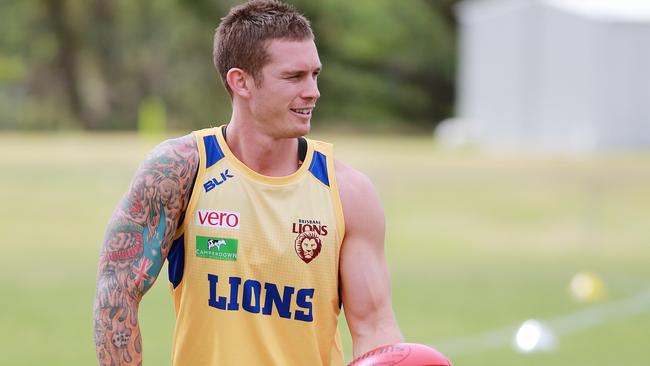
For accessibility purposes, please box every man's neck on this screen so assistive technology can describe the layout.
[224,120,301,177]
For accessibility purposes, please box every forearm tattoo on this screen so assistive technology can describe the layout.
[94,135,198,365]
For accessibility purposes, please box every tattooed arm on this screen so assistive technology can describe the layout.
[93,134,198,365]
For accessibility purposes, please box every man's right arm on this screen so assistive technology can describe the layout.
[93,134,198,365]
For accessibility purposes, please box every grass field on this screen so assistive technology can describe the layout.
[1,132,649,365]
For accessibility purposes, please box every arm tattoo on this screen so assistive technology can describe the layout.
[94,135,198,365]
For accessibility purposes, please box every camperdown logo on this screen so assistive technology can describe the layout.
[208,239,227,251]
[292,218,327,263]
[196,236,238,261]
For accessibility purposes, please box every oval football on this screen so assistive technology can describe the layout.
[348,343,452,366]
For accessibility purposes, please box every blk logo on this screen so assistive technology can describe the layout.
[204,169,234,192]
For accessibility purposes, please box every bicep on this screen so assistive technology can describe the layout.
[98,135,198,299]
[338,169,395,334]
[340,225,394,328]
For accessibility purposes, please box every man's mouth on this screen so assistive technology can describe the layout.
[290,108,313,115]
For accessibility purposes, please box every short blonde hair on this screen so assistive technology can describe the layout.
[214,0,314,95]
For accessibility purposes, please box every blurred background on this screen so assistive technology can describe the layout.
[0,0,457,132]
[1,0,649,365]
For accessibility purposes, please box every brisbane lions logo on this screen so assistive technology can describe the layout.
[294,231,322,264]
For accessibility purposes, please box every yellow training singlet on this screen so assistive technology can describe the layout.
[166,126,345,365]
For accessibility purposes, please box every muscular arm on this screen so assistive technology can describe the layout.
[337,160,404,358]
[93,134,198,365]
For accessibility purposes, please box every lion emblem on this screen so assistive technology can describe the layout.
[294,231,322,263]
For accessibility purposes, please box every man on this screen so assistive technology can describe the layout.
[93,1,403,364]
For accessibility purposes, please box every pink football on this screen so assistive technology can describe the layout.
[348,343,452,366]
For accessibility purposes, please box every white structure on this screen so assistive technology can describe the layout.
[438,0,650,152]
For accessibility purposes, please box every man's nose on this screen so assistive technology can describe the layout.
[302,78,320,100]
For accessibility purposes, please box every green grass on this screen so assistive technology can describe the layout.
[1,132,649,365]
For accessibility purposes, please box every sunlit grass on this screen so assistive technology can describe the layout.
[1,132,649,365]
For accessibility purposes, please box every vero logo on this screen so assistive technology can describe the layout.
[196,210,240,229]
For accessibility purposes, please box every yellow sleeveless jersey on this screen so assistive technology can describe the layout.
[166,126,346,365]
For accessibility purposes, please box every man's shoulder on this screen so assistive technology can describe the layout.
[334,159,373,192]
[142,133,199,175]
[305,136,333,153]
[334,159,380,218]
[334,158,384,239]
[153,133,198,157]
[299,137,374,193]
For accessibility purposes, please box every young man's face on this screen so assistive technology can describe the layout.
[248,38,321,138]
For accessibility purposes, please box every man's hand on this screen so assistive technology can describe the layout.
[93,135,198,365]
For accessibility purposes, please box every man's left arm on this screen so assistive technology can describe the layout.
[337,160,404,358]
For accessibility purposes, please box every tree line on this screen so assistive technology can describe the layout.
[0,0,458,131]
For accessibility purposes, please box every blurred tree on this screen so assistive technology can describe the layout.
[45,0,89,128]
[0,0,75,129]
[306,0,457,128]
[0,0,459,131]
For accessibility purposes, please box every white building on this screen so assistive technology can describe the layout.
[438,0,650,152]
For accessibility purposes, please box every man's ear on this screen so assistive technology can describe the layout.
[226,68,253,98]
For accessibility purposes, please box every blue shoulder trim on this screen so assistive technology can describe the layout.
[204,134,225,169]
[308,151,330,187]
[167,234,185,289]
